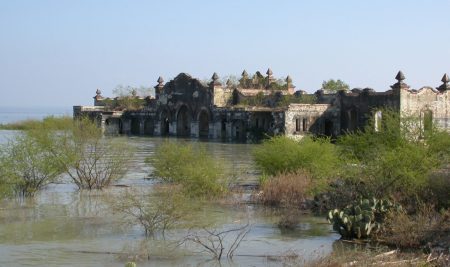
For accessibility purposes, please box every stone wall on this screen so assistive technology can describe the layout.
[400,87,450,131]
[284,104,336,138]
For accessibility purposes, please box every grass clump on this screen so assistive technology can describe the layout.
[149,141,228,198]
[258,171,312,208]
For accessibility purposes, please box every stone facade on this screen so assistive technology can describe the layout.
[74,70,450,142]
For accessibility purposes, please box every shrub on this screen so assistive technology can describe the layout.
[258,171,312,208]
[149,142,228,198]
[327,198,401,240]
[253,136,340,189]
[337,109,449,201]
[0,133,64,197]
[28,117,132,190]
[112,185,187,238]
[380,204,450,249]
[58,118,132,189]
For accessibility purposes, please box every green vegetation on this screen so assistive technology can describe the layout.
[337,109,448,201]
[321,79,349,92]
[0,134,65,197]
[149,141,228,198]
[253,108,449,251]
[253,136,340,185]
[0,116,132,196]
[0,116,73,130]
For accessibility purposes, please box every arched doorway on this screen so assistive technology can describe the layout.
[176,105,191,137]
[130,118,140,135]
[160,111,170,136]
[144,118,154,136]
[198,110,209,138]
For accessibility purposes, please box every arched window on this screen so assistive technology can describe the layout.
[423,110,433,132]
[374,110,382,132]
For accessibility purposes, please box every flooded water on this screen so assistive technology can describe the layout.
[0,132,338,267]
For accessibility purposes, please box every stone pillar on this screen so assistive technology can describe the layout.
[154,121,161,136]
[169,121,176,136]
[191,121,199,138]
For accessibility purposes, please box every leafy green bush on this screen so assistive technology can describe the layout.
[337,109,449,201]
[149,142,227,198]
[0,134,65,197]
[253,136,340,185]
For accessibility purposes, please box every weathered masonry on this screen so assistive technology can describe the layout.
[74,70,450,142]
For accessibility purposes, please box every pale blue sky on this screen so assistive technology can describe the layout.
[0,0,449,108]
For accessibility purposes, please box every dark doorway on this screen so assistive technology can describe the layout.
[198,110,209,138]
[130,118,140,135]
[177,105,191,137]
[160,111,170,136]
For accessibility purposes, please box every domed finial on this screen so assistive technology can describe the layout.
[96,88,102,96]
[242,70,248,78]
[266,68,273,76]
[437,73,450,92]
[391,70,409,90]
[157,76,164,85]
[210,72,221,86]
[395,71,405,82]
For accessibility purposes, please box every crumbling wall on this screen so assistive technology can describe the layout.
[400,87,450,131]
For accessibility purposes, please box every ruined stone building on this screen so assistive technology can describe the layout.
[73,70,450,142]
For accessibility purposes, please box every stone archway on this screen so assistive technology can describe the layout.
[198,110,209,138]
[176,105,191,137]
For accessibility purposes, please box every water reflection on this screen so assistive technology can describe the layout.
[0,133,337,266]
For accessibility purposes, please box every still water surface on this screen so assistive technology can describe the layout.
[0,132,338,267]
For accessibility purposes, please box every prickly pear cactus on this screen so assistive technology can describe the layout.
[327,198,401,239]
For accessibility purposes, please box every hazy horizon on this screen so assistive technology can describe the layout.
[1,0,449,108]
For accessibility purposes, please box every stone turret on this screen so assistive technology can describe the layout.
[155,76,164,99]
[437,73,450,92]
[286,75,295,94]
[210,72,231,107]
[390,71,410,91]
[93,89,103,105]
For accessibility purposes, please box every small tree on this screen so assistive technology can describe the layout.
[321,79,349,92]
[61,118,132,190]
[112,186,187,238]
[0,134,64,197]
